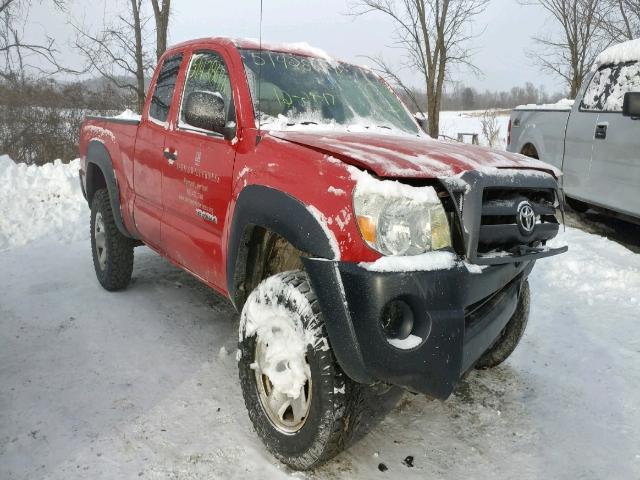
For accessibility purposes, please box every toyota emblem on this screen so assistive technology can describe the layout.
[517,201,536,235]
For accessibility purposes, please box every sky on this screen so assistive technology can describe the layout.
[25,0,565,94]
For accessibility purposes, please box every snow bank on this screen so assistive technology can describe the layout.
[540,227,640,304]
[595,38,640,68]
[0,156,88,251]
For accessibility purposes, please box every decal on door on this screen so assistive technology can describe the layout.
[195,208,218,224]
[175,162,220,183]
[177,178,218,224]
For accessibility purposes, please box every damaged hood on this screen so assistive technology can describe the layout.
[270,131,561,179]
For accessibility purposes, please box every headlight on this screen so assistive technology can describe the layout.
[353,177,452,256]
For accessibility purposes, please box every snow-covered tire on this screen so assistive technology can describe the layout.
[475,280,530,369]
[238,271,362,470]
[90,188,134,291]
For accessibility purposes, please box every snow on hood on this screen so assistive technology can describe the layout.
[270,131,561,179]
[595,39,640,68]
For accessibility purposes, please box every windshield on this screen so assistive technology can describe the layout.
[239,49,421,136]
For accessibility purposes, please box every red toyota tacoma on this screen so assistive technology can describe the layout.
[79,37,567,469]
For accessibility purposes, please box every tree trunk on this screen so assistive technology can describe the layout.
[426,82,439,138]
[130,0,145,112]
[151,0,171,62]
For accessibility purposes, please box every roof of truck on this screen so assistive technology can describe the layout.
[595,39,640,68]
[167,37,334,61]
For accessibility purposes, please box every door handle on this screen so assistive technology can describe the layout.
[163,148,178,162]
[595,123,607,140]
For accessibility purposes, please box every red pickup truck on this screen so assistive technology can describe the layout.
[79,37,566,469]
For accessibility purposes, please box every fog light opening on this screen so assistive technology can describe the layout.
[381,299,414,340]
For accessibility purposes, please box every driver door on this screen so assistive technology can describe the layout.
[588,62,640,217]
[161,49,237,287]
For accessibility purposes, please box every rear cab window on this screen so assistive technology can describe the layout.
[149,54,184,123]
[581,62,640,112]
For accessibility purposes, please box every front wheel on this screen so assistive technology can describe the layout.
[238,271,363,470]
[475,280,530,369]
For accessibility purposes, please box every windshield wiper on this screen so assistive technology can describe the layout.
[285,120,319,126]
[354,124,392,130]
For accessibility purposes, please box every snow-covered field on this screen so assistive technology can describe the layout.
[439,110,510,148]
[1,133,639,479]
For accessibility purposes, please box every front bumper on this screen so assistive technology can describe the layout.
[303,257,533,399]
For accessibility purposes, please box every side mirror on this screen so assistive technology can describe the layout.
[414,113,427,131]
[622,92,640,118]
[184,90,232,137]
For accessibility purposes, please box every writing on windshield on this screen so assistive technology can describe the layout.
[239,49,420,135]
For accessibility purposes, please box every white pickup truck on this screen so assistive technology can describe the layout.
[507,39,640,223]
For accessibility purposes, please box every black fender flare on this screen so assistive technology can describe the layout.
[85,140,134,239]
[226,185,337,307]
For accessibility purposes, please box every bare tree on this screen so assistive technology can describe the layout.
[603,0,640,41]
[150,0,170,61]
[72,0,172,112]
[352,0,489,138]
[523,0,609,98]
[72,0,151,112]
[0,0,66,85]
[480,109,500,147]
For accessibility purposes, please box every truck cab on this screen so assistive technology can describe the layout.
[508,39,640,223]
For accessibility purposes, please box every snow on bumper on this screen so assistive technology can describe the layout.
[303,257,533,399]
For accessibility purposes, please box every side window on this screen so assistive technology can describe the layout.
[180,51,234,130]
[149,54,183,122]
[581,66,614,112]
[581,62,640,112]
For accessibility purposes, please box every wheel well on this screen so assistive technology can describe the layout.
[520,143,539,159]
[86,162,107,205]
[232,226,306,309]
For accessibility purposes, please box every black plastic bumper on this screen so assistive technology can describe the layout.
[302,257,533,399]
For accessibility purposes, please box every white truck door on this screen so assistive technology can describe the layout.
[588,61,640,218]
[562,74,598,203]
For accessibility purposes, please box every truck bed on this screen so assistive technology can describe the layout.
[507,101,573,170]
[79,114,142,237]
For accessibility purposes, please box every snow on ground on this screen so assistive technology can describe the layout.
[1,228,638,479]
[438,110,510,149]
[1,126,639,479]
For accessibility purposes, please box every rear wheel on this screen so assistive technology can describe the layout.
[90,188,134,291]
[475,281,530,369]
[238,271,363,470]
